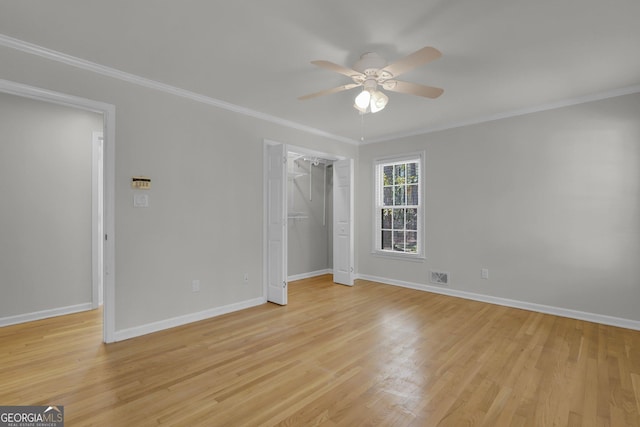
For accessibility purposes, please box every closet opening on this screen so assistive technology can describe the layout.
[264,140,354,305]
[286,150,334,281]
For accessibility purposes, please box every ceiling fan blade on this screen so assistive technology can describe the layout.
[384,80,444,99]
[311,60,363,78]
[298,83,361,100]
[381,46,442,78]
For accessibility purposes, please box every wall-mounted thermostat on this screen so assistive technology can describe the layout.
[132,176,151,189]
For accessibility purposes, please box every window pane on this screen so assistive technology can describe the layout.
[376,158,421,254]
[381,209,392,229]
[381,231,392,250]
[394,164,406,185]
[383,187,393,206]
[393,208,404,229]
[383,166,393,186]
[394,185,405,205]
[393,231,405,252]
[407,163,418,184]
[407,184,418,205]
[406,208,417,230]
[406,232,417,253]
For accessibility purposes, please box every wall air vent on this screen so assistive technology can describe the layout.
[430,270,449,285]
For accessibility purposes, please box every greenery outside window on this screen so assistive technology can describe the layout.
[374,154,423,258]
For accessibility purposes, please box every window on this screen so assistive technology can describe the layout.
[374,154,423,258]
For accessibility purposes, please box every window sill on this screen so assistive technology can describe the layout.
[371,250,426,262]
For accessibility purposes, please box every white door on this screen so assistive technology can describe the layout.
[266,143,288,304]
[333,159,354,285]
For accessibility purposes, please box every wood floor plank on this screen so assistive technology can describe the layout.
[1,275,639,426]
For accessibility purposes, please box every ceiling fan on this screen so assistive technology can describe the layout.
[299,46,444,114]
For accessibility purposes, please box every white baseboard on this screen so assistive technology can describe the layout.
[288,269,332,282]
[113,297,266,342]
[0,303,94,327]
[357,274,640,331]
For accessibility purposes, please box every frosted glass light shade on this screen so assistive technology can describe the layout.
[354,90,371,109]
[353,102,368,113]
[370,90,388,113]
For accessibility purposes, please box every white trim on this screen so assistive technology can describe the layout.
[286,145,344,162]
[3,34,639,147]
[357,274,640,331]
[0,78,117,343]
[113,297,265,342]
[4,34,638,147]
[0,33,358,146]
[91,131,104,309]
[364,84,640,144]
[369,251,425,262]
[0,303,93,327]
[0,77,113,113]
[263,140,272,302]
[288,269,332,282]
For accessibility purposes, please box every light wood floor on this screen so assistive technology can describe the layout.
[1,276,639,426]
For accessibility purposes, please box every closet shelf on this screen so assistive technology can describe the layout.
[288,171,308,179]
[288,212,308,220]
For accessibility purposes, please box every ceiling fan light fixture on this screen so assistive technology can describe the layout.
[300,46,443,114]
[354,89,371,109]
[353,102,368,114]
[370,90,388,113]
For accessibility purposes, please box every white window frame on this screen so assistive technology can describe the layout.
[372,152,425,260]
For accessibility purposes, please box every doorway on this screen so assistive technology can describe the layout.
[0,79,116,342]
[286,150,333,281]
[263,140,354,305]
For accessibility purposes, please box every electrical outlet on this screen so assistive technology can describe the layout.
[192,279,200,292]
[481,268,489,280]
[243,273,249,284]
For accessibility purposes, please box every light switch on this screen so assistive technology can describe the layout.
[133,194,149,208]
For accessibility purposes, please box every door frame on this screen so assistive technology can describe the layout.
[92,131,104,308]
[263,139,354,301]
[0,79,117,343]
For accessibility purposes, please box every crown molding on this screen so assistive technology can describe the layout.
[0,33,359,145]
[364,83,640,144]
[3,33,638,146]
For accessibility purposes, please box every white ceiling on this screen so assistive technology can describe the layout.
[1,0,639,143]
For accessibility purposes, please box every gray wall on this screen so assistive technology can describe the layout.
[0,45,357,332]
[287,155,332,277]
[357,92,640,321]
[3,41,637,333]
[0,92,103,318]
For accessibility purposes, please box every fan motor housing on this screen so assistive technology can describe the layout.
[353,52,387,74]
